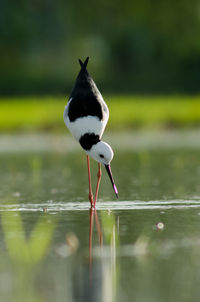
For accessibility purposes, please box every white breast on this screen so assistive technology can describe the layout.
[64,113,108,141]
[63,97,109,141]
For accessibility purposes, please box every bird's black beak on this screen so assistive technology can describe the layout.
[105,164,118,198]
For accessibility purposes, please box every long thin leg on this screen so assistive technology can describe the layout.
[87,155,94,207]
[94,163,102,207]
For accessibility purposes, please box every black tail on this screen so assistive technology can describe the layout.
[78,57,89,70]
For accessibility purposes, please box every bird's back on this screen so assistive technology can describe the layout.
[67,90,104,122]
[64,58,109,142]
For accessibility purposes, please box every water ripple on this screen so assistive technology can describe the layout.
[0,200,200,212]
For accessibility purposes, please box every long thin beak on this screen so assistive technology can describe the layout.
[105,164,118,198]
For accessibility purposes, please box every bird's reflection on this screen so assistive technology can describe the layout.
[89,208,103,271]
[73,207,118,302]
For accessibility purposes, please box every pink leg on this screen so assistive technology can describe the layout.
[87,155,94,207]
[94,163,102,208]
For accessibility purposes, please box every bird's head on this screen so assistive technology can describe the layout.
[88,141,113,165]
[87,141,118,198]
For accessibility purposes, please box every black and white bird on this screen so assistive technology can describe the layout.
[64,57,118,207]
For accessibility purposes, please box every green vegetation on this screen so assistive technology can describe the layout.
[2,0,200,94]
[1,96,200,132]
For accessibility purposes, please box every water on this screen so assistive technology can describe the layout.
[1,134,200,301]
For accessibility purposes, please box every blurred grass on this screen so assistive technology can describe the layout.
[1,96,200,132]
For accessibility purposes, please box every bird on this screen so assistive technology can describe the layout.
[64,57,118,208]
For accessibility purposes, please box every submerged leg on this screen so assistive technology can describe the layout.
[94,209,103,246]
[87,155,94,207]
[89,208,94,270]
[94,163,102,207]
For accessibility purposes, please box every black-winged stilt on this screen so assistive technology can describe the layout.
[64,57,118,207]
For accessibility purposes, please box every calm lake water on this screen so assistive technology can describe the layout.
[1,132,200,302]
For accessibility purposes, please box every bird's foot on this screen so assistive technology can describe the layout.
[89,193,95,208]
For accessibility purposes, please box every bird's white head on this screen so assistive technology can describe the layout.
[87,141,118,198]
[87,141,113,165]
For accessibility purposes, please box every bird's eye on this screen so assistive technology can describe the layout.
[99,154,104,158]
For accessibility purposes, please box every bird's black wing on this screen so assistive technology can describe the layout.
[68,93,103,122]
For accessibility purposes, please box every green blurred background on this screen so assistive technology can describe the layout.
[1,0,200,131]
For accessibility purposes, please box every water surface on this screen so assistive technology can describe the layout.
[0,134,200,302]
